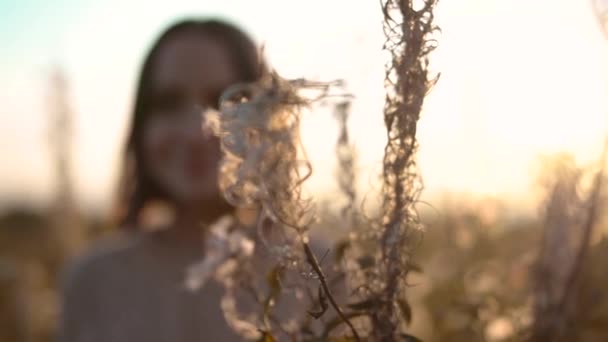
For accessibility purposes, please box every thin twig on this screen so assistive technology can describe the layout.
[558,141,608,314]
[303,242,361,341]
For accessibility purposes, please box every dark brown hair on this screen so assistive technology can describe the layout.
[116,18,263,227]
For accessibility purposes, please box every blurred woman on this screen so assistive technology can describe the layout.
[58,18,262,342]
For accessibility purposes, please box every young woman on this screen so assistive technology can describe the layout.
[58,19,263,342]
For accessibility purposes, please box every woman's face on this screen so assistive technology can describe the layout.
[142,33,237,206]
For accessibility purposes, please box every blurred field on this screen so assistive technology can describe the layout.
[3,169,608,342]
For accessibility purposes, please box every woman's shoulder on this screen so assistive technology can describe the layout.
[61,233,140,290]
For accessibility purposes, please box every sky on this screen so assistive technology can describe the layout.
[1,0,608,214]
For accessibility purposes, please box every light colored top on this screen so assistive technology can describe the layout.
[58,231,244,342]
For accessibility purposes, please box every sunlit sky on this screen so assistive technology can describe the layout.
[1,0,608,213]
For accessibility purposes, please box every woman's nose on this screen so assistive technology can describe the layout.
[172,108,205,141]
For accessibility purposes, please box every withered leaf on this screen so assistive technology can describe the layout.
[356,255,375,269]
[407,261,423,274]
[398,299,413,324]
[308,285,328,319]
[322,312,368,338]
[334,240,351,263]
[257,331,277,342]
[347,297,382,311]
[399,333,423,342]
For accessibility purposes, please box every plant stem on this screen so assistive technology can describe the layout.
[303,242,361,341]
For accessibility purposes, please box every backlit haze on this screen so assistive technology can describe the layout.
[1,0,608,215]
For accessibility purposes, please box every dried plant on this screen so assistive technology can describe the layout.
[334,100,358,222]
[591,0,608,38]
[336,0,440,340]
[47,68,83,259]
[200,69,360,340]
[530,146,607,342]
[192,0,441,339]
[211,71,350,265]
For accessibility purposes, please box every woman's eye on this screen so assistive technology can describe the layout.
[200,89,224,110]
